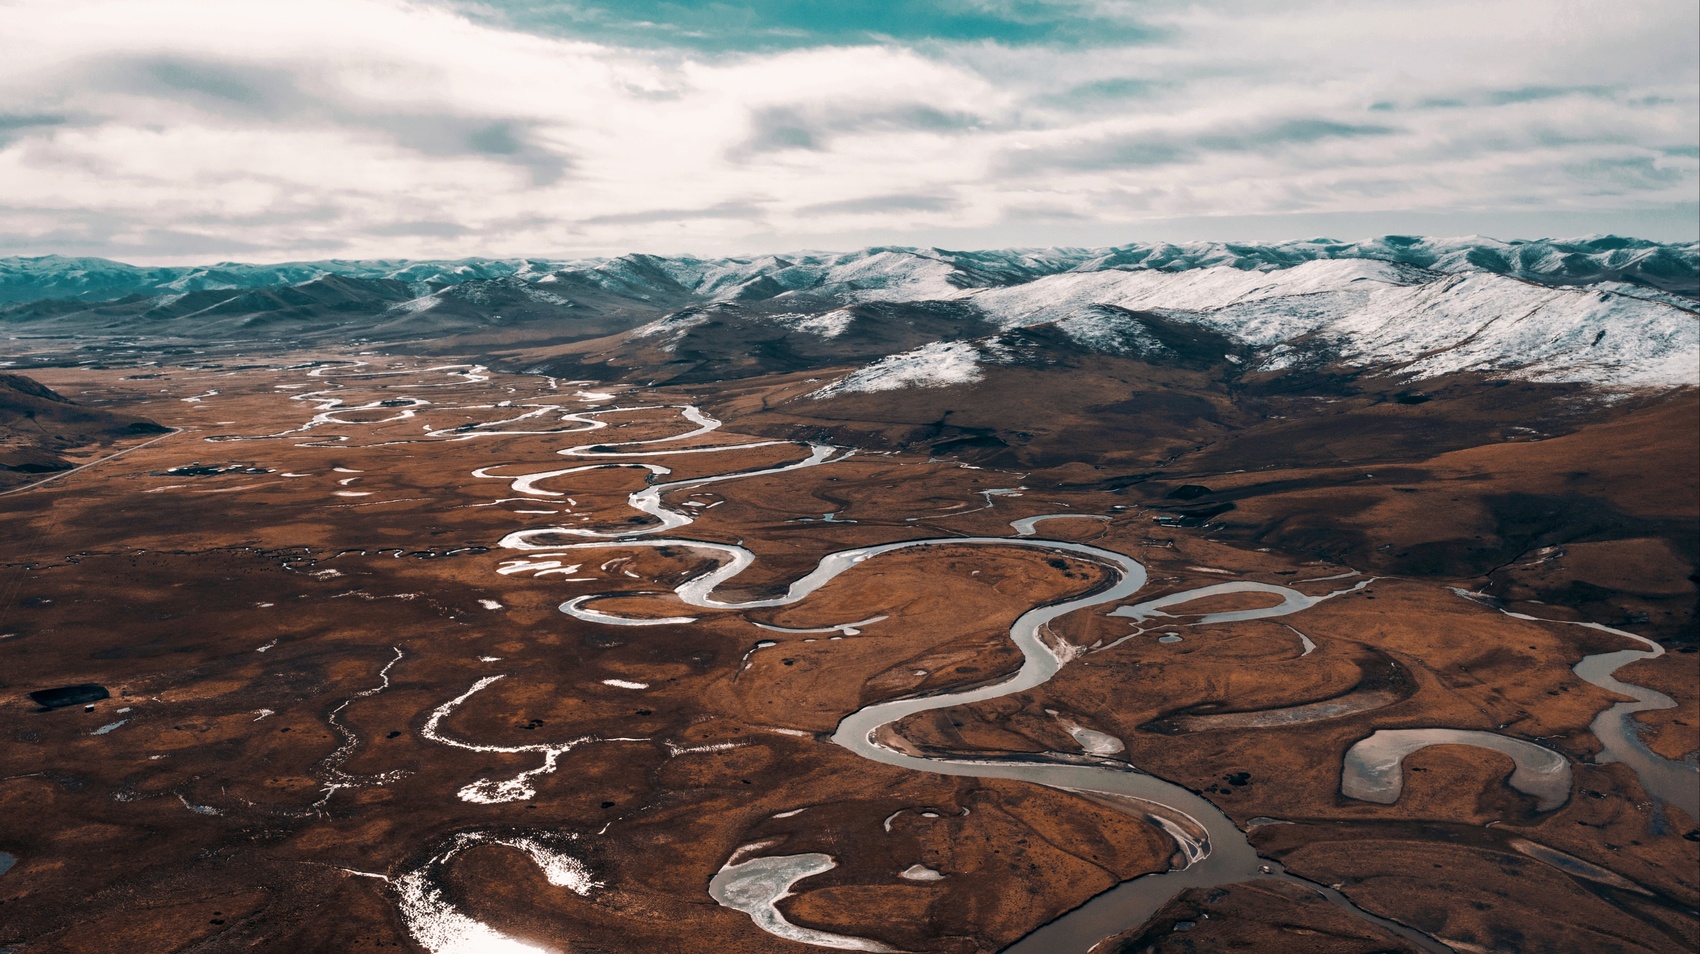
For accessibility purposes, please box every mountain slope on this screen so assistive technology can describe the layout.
[0,372,168,489]
[4,234,1692,306]
[4,236,1695,390]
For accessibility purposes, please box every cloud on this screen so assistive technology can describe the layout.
[1563,155,1687,194]
[362,219,475,238]
[736,103,985,155]
[1388,85,1620,111]
[1483,85,1617,106]
[798,193,959,216]
[999,136,1189,173]
[88,54,574,184]
[582,200,770,226]
[0,114,68,148]
[0,0,1693,264]
[1039,76,1167,107]
[1194,119,1399,152]
[443,0,1162,51]
[997,118,1398,174]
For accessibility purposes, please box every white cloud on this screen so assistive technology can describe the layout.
[0,0,1693,263]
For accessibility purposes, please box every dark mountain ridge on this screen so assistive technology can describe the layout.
[0,372,168,488]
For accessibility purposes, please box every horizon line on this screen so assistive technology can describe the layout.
[6,231,1697,271]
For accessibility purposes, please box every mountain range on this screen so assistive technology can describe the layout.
[3,236,1695,391]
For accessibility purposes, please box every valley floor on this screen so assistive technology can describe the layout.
[0,351,1694,954]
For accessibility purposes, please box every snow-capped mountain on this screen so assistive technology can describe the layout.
[605,253,1697,391]
[940,259,1697,388]
[3,236,1694,390]
[5,235,1693,305]
[0,255,568,305]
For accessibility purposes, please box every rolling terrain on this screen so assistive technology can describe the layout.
[0,237,1695,954]
[0,372,168,491]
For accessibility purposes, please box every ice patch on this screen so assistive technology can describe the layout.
[421,675,644,803]
[899,864,944,881]
[1046,710,1127,756]
[709,853,896,951]
[396,833,597,954]
[665,741,744,756]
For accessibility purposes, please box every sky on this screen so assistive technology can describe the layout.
[0,0,1695,264]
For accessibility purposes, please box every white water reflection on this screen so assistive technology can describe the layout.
[899,864,943,882]
[1112,579,1370,627]
[754,615,887,637]
[490,453,1445,950]
[709,852,898,952]
[499,442,844,543]
[1048,709,1127,756]
[315,646,409,809]
[1507,838,1649,894]
[374,381,1451,952]
[421,675,644,804]
[1341,728,1572,811]
[397,832,597,954]
[1010,513,1111,537]
[1451,589,1699,818]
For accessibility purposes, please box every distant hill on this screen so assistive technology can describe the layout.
[0,372,168,489]
[4,235,1695,305]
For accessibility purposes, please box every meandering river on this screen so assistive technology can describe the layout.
[251,368,1680,954]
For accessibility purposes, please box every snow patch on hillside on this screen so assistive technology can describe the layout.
[630,308,713,350]
[769,309,855,337]
[819,249,966,301]
[391,294,442,315]
[1053,308,1167,355]
[967,259,1418,333]
[520,286,571,306]
[812,341,984,398]
[1319,274,1700,386]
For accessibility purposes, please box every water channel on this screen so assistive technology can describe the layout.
[261,373,1683,954]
